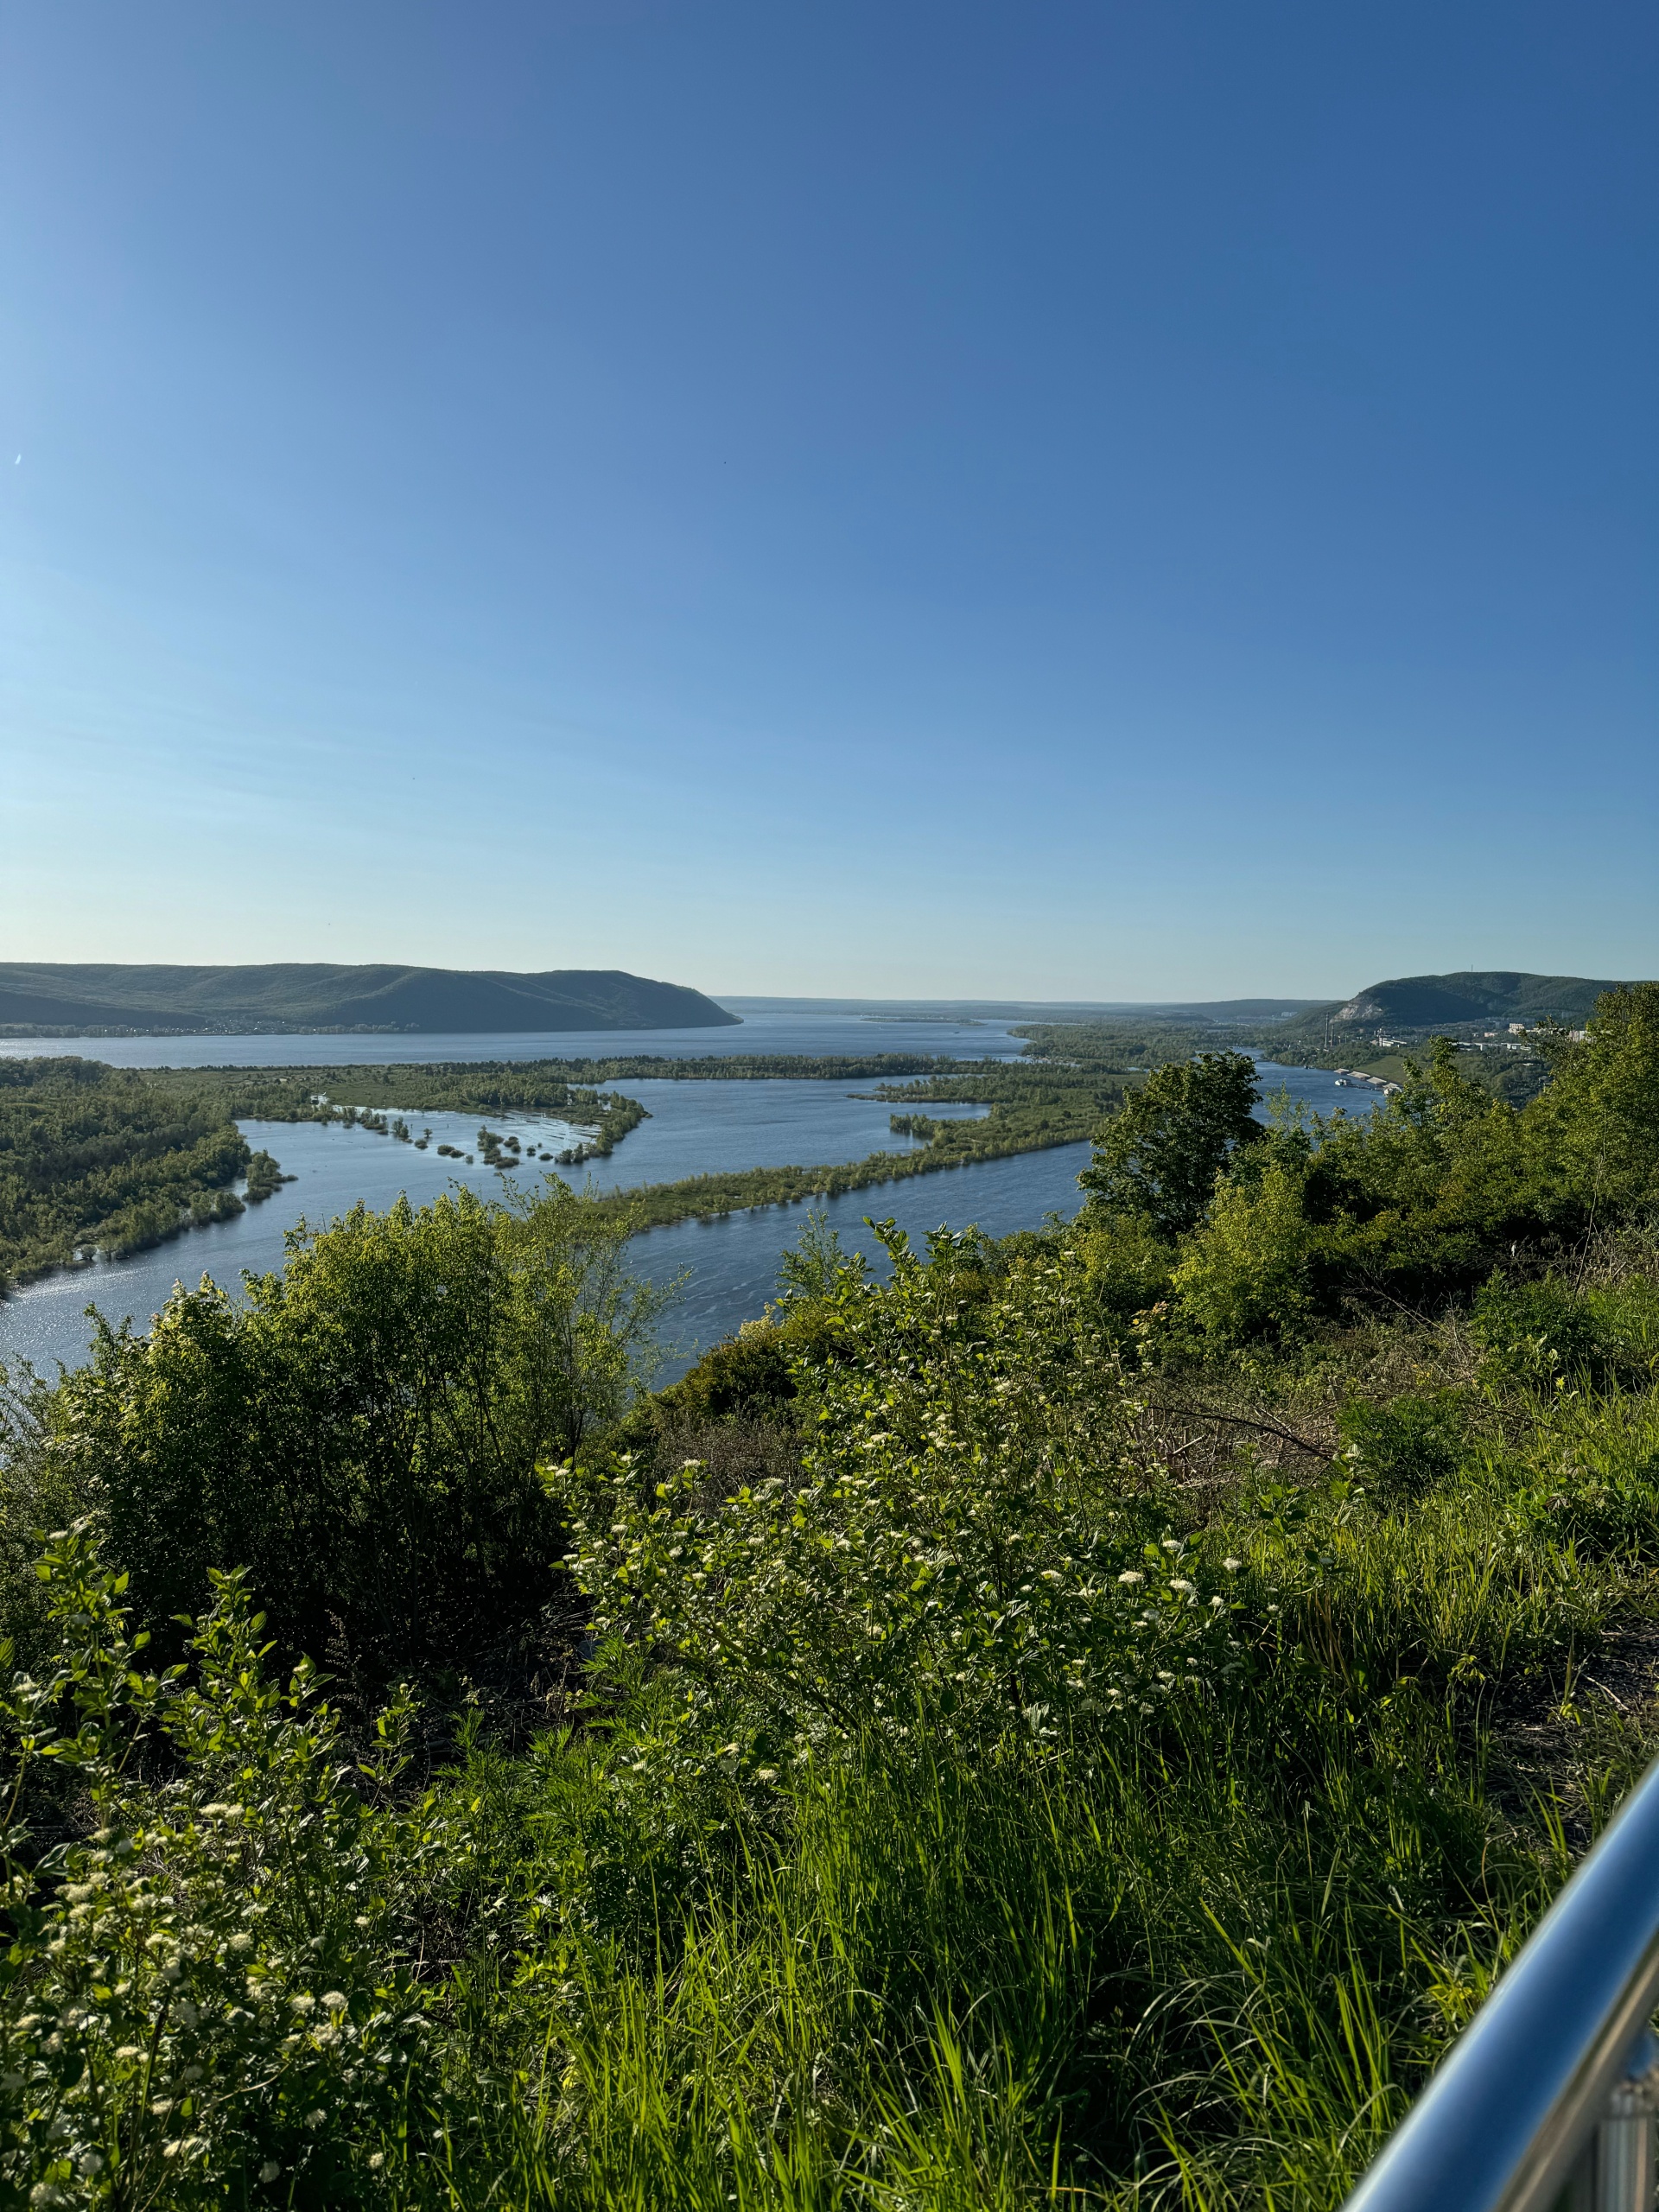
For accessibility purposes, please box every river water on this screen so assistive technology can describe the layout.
[0,1007,1030,1070]
[0,1023,1377,1383]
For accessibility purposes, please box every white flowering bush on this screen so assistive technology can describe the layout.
[0,1529,437,2209]
[566,1227,1241,1775]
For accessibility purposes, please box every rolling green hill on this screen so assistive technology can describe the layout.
[0,963,739,1036]
[1271,969,1642,1048]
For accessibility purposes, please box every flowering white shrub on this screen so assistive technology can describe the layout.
[567,1228,1240,1775]
[0,1529,437,2208]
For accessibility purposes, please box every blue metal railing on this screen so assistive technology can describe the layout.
[1341,1752,1659,2212]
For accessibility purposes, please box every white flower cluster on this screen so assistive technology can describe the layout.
[0,1529,435,2206]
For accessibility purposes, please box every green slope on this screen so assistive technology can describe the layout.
[1271,969,1643,1047]
[0,963,739,1035]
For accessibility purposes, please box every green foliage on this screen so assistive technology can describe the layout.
[33,1183,671,1680]
[1337,1392,1467,1502]
[430,1232,1656,2210]
[243,1150,285,1200]
[1106,1003,1659,1348]
[650,1325,805,1429]
[566,1228,1238,1772]
[1073,1209,1176,1320]
[1535,982,1659,1220]
[1173,1154,1317,1343]
[1471,1274,1607,1388]
[0,1383,84,1675]
[0,1060,260,1291]
[0,1528,440,2209]
[1079,1052,1263,1239]
[773,1207,866,1306]
[7,987,1659,2206]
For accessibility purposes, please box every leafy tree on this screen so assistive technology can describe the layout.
[1172,1155,1317,1342]
[34,1184,671,1680]
[1536,982,1659,1223]
[1078,1051,1263,1238]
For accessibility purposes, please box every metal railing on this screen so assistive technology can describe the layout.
[1342,1751,1659,2212]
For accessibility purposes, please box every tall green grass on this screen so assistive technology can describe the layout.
[4,1258,1657,2206]
[401,1395,1646,2210]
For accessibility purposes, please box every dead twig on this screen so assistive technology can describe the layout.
[1140,1403,1330,1458]
[1583,1673,1631,1714]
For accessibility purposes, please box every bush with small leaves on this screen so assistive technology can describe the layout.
[564,1225,1242,1783]
[0,1529,441,2209]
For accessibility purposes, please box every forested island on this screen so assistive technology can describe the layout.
[0,1060,642,1291]
[0,1059,289,1290]
[0,985,1656,2203]
[0,1052,1132,1289]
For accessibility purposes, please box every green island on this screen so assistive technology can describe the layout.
[0,1053,1135,1288]
[584,1059,1132,1230]
[0,986,1657,2203]
[0,1058,288,1290]
[0,1060,645,1292]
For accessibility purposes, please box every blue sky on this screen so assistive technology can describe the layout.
[2,1,1654,1001]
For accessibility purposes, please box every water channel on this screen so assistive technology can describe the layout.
[0,1014,1380,1382]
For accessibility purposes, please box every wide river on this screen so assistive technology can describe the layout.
[0,1013,1378,1383]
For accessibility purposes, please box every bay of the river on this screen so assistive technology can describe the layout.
[0,1014,1378,1383]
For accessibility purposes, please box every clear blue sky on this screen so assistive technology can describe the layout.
[2,2,1654,1001]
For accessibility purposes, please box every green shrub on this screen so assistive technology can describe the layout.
[1583,1275,1659,1386]
[0,1529,441,2209]
[1471,1274,1606,1387]
[1075,1208,1175,1320]
[565,1228,1240,1773]
[1338,1392,1468,1503]
[35,1183,669,1681]
[1173,1157,1316,1343]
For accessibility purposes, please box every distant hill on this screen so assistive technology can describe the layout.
[0,963,740,1036]
[1276,969,1641,1044]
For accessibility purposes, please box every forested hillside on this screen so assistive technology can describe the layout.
[0,987,1656,2207]
[0,963,738,1035]
[1262,968,1636,1052]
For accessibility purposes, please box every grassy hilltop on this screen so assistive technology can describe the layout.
[1,985,1658,2204]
